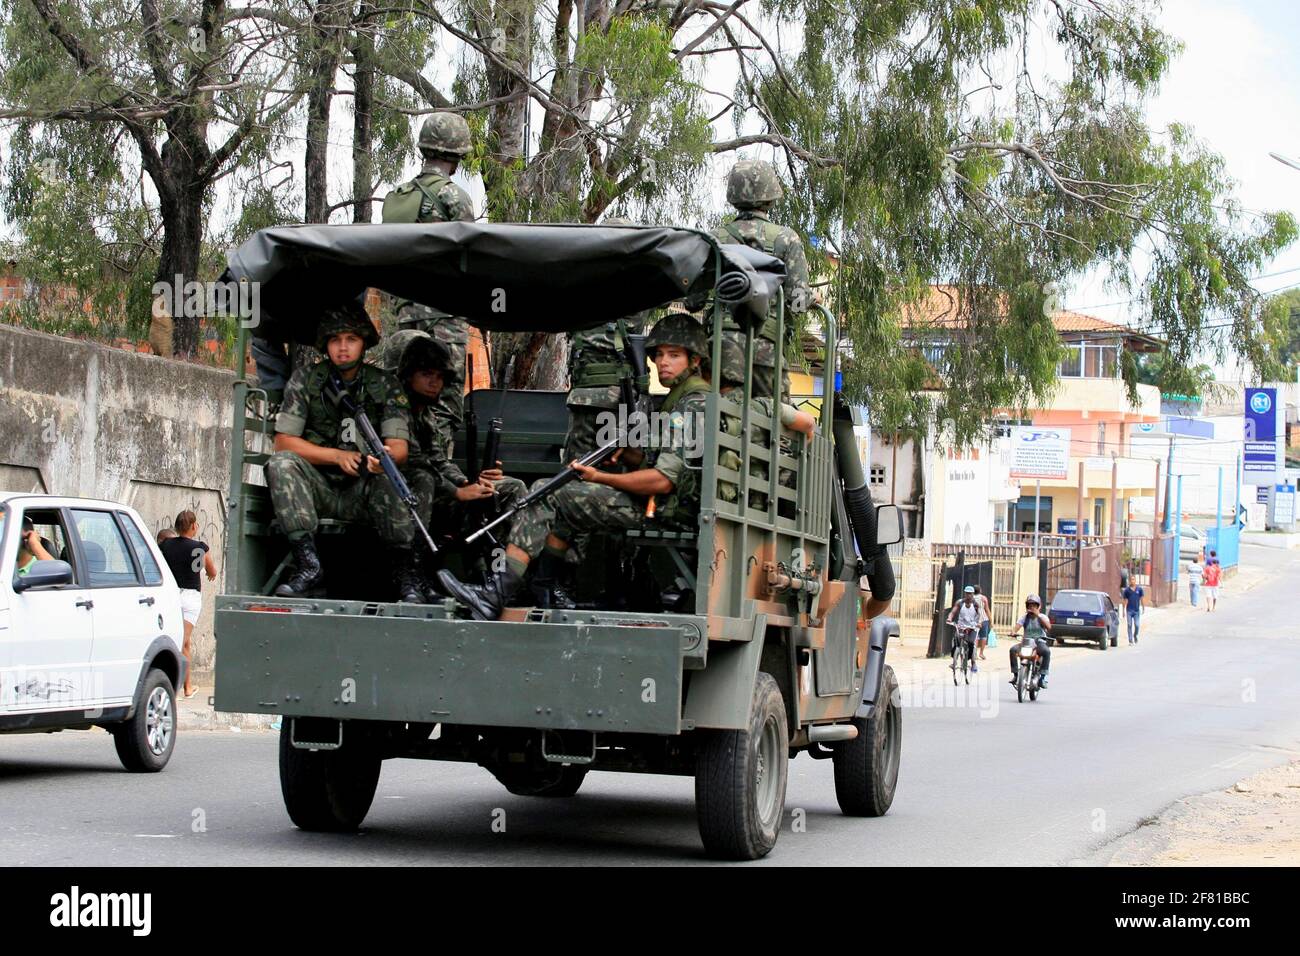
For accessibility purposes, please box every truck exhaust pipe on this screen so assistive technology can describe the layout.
[832,414,897,604]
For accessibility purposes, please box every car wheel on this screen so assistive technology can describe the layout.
[1098,629,1107,651]
[112,668,177,772]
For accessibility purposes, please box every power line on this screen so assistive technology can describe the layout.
[1065,266,1300,313]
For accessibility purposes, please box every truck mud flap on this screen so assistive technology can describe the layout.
[214,608,684,735]
[855,616,898,720]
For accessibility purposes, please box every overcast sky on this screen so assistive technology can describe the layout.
[1063,0,1300,324]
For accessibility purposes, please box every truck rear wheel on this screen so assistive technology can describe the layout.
[491,763,589,797]
[833,664,901,816]
[278,723,382,832]
[694,671,788,860]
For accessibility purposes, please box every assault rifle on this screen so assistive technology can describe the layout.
[325,370,439,557]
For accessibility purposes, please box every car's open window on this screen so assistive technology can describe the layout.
[70,509,141,588]
[7,507,76,589]
[118,512,164,586]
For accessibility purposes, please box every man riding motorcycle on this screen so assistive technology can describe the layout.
[1009,593,1053,688]
[946,585,984,674]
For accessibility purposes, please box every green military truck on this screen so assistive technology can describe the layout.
[214,223,902,860]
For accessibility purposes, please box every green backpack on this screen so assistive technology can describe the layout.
[382,171,454,224]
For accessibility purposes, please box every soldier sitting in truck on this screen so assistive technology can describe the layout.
[436,314,710,620]
[378,329,526,565]
[266,305,425,603]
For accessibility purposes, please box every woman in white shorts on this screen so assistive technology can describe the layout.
[159,511,218,698]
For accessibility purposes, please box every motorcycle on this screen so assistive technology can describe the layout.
[1013,639,1044,703]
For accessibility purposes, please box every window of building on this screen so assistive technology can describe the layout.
[1058,340,1120,379]
[869,465,887,486]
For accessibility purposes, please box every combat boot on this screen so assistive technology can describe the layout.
[528,550,576,610]
[275,536,326,597]
[393,549,426,604]
[437,566,522,621]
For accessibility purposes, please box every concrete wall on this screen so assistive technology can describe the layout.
[0,325,234,669]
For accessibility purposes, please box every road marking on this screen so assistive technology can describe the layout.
[133,834,176,839]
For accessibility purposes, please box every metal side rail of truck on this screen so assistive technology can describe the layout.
[213,221,903,860]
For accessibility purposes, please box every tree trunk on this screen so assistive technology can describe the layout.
[304,1,349,223]
[155,133,210,357]
[351,1,376,223]
[482,0,533,221]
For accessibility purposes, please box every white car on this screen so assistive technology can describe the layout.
[0,494,185,771]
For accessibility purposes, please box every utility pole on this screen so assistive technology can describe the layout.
[1163,436,1175,534]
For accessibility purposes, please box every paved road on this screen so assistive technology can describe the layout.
[3,545,1298,866]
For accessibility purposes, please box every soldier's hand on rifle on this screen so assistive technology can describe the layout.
[479,463,505,482]
[570,460,602,484]
[335,449,364,476]
[455,481,494,502]
[611,447,645,467]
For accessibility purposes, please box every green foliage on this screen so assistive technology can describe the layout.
[757,0,1295,446]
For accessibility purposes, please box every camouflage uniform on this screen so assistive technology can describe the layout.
[375,329,526,536]
[564,311,653,461]
[508,376,710,560]
[267,362,414,546]
[711,160,813,400]
[381,112,476,452]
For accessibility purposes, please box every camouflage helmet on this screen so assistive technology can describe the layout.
[726,159,783,209]
[418,112,472,158]
[717,336,747,386]
[315,303,378,353]
[374,329,452,382]
[647,314,708,360]
[602,216,634,227]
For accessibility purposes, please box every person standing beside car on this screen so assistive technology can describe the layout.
[158,511,217,699]
[1120,582,1144,644]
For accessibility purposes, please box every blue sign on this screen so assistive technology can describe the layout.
[1244,387,1280,479]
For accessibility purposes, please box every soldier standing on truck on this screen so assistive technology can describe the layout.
[381,112,476,450]
[712,159,814,401]
[376,330,526,584]
[266,305,425,604]
[436,315,712,620]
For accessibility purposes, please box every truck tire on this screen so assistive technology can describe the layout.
[112,668,177,773]
[694,671,788,860]
[278,724,382,832]
[833,664,901,817]
[491,763,589,797]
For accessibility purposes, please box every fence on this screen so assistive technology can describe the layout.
[1205,524,1240,570]
[892,550,1041,653]
[933,542,1075,605]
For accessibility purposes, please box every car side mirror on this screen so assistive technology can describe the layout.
[875,504,904,546]
[13,559,74,592]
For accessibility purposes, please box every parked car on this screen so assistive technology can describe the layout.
[1047,589,1119,650]
[0,494,185,771]
[1178,525,1206,560]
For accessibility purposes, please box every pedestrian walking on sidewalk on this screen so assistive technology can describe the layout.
[1202,558,1222,613]
[1121,582,1144,644]
[159,511,218,698]
[973,584,991,659]
[1187,555,1203,607]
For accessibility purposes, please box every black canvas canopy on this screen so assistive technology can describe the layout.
[222,221,785,346]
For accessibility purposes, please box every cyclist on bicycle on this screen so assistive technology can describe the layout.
[1009,593,1053,688]
[947,585,985,674]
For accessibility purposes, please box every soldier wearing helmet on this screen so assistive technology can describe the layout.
[713,338,814,513]
[266,304,426,603]
[381,111,477,454]
[436,314,713,621]
[712,159,814,400]
[377,330,526,576]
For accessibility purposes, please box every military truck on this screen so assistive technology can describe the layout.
[214,222,902,860]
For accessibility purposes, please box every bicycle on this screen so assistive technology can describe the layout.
[951,624,977,685]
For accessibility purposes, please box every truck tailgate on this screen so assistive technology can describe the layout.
[214,605,685,734]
